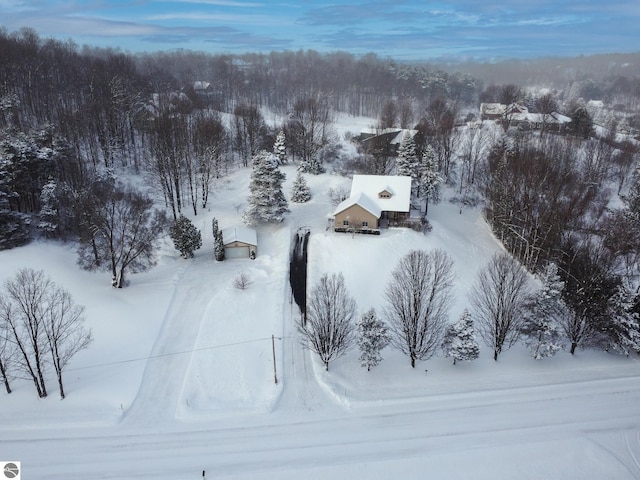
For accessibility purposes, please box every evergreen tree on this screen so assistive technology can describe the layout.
[418,145,442,218]
[290,172,312,203]
[170,215,202,258]
[243,150,290,225]
[298,156,325,175]
[442,310,480,365]
[605,284,640,356]
[357,308,390,371]
[212,217,225,261]
[37,179,58,236]
[395,134,418,182]
[273,130,287,164]
[520,262,565,359]
[568,106,594,139]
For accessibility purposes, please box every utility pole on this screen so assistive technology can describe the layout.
[272,334,278,384]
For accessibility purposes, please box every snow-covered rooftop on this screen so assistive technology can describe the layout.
[333,191,382,218]
[333,175,411,216]
[222,225,257,246]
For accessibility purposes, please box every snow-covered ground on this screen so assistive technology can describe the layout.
[1,119,640,479]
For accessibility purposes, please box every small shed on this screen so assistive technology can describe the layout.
[222,226,257,259]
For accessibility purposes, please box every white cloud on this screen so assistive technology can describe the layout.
[146,12,291,26]
[158,0,263,7]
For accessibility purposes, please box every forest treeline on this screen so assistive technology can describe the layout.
[0,28,639,350]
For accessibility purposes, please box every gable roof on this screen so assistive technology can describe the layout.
[360,128,418,145]
[333,191,381,218]
[222,225,257,246]
[333,175,412,217]
[511,112,572,125]
[480,103,528,117]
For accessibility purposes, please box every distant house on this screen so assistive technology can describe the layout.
[192,81,221,107]
[480,103,528,121]
[359,128,418,155]
[481,103,571,132]
[510,111,572,132]
[222,226,257,259]
[193,81,212,92]
[333,175,413,231]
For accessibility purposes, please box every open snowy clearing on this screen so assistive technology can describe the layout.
[1,127,640,478]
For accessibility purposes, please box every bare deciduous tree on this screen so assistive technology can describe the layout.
[0,268,92,398]
[384,249,455,368]
[78,180,168,288]
[42,286,92,399]
[233,103,266,167]
[286,94,335,165]
[0,308,16,394]
[469,253,531,361]
[1,269,50,397]
[297,273,356,371]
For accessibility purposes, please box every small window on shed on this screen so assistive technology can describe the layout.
[343,220,349,226]
[362,221,368,227]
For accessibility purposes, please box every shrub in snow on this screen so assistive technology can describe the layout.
[233,271,252,290]
[298,156,325,175]
[170,215,202,258]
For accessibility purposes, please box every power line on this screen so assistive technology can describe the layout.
[69,336,285,372]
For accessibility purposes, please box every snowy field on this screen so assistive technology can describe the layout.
[1,116,640,479]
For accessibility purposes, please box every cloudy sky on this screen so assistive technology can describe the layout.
[2,0,639,60]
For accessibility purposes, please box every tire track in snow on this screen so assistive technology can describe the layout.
[121,258,216,426]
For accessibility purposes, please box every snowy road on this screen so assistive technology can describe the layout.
[4,373,640,479]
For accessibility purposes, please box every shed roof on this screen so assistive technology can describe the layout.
[222,225,257,246]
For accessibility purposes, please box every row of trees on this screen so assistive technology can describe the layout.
[0,269,92,398]
[298,249,640,371]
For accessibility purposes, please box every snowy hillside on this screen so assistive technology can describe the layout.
[1,127,640,479]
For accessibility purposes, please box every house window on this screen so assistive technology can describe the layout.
[362,221,368,227]
[379,192,391,198]
[343,220,349,226]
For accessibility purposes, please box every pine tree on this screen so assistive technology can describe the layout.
[170,215,202,258]
[395,134,418,182]
[357,308,390,371]
[212,217,225,261]
[442,310,480,365]
[520,263,564,359]
[243,150,290,225]
[37,179,59,236]
[298,156,325,175]
[290,172,311,203]
[605,284,640,356]
[418,145,442,218]
[273,130,287,164]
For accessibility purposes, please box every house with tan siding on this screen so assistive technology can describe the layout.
[333,175,412,231]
